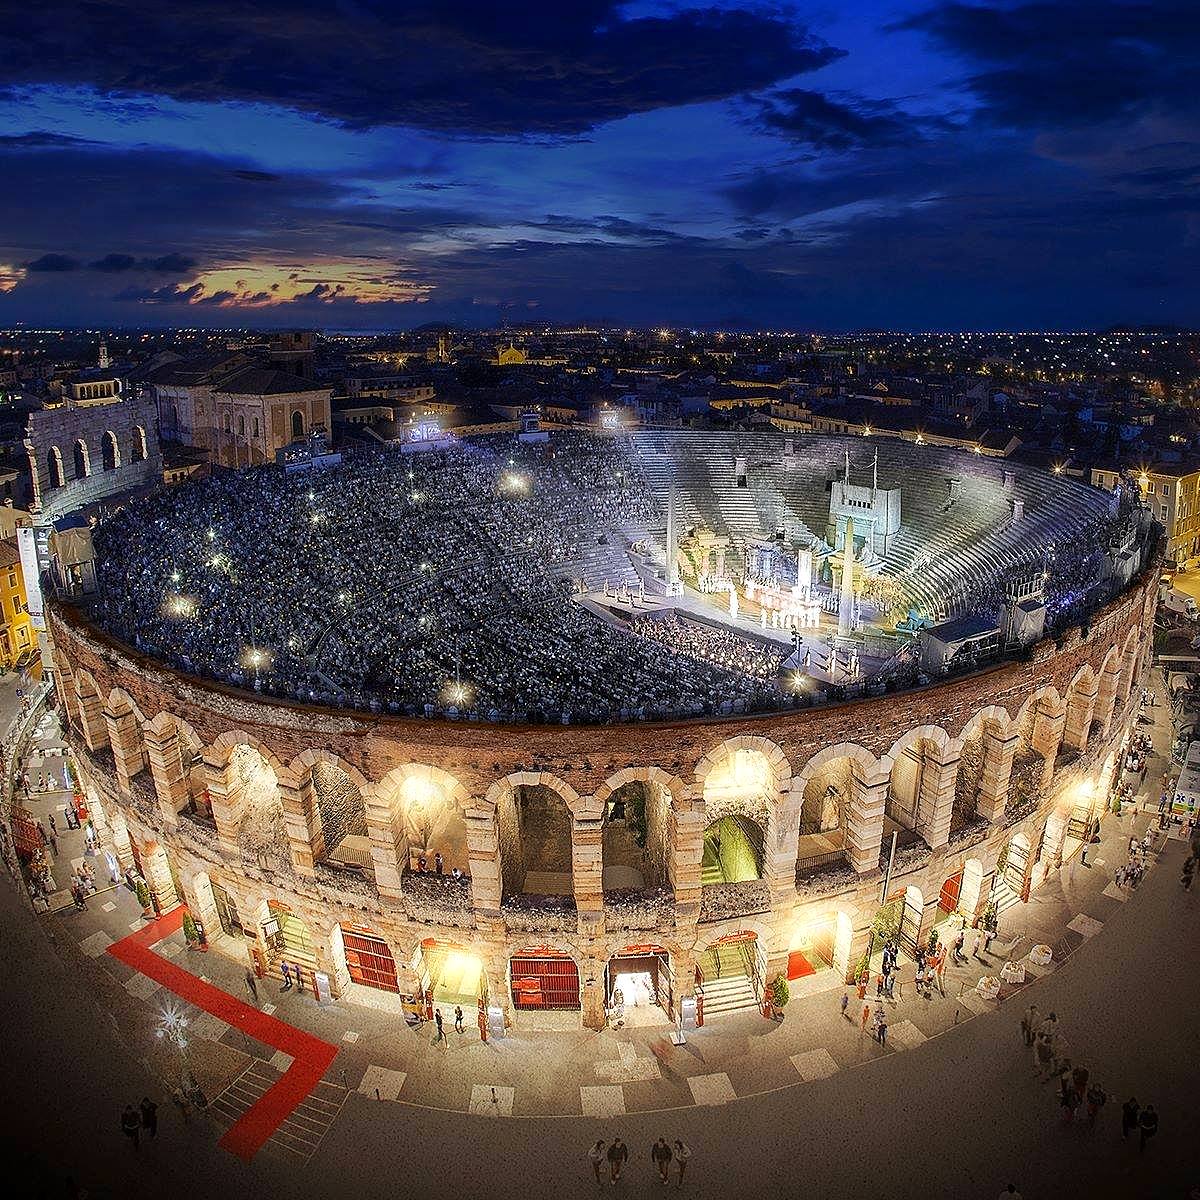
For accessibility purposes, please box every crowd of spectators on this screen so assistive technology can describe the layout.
[91,433,784,721]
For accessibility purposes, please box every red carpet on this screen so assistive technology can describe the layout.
[787,950,816,980]
[107,908,339,1162]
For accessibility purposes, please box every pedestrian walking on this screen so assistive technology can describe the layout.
[244,971,258,1003]
[860,1001,871,1031]
[840,992,849,1020]
[1138,1104,1158,1152]
[1034,1033,1053,1079]
[651,1138,673,1184]
[1182,856,1196,891]
[877,1015,888,1046]
[434,851,444,875]
[295,966,305,994]
[120,1105,141,1149]
[454,1005,464,1033]
[1021,1004,1039,1047]
[588,1140,605,1186]
[1072,1064,1089,1100]
[1086,1082,1107,1126]
[673,1141,690,1189]
[1121,1097,1140,1139]
[607,1137,629,1184]
[280,961,292,991]
[434,1007,444,1042]
[48,813,56,835]
[140,1096,158,1139]
[1080,841,1090,867]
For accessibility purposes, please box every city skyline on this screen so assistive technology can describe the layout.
[0,0,1195,332]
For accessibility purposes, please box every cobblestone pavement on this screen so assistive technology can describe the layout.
[2,676,1197,1198]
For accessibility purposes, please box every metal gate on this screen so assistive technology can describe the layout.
[606,947,672,1014]
[899,892,923,957]
[211,881,243,938]
[340,925,399,993]
[510,950,580,1010]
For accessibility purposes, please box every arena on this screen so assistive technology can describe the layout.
[46,430,1159,1032]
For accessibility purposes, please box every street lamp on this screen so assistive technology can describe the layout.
[156,1001,194,1092]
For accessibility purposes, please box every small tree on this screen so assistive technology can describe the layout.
[770,975,789,1010]
[182,911,199,943]
[134,876,152,913]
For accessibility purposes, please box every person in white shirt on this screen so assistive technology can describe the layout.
[673,1140,691,1188]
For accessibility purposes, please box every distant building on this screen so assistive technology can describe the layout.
[0,537,34,668]
[1091,464,1200,567]
[23,373,162,522]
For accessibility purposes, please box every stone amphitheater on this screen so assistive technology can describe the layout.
[46,430,1158,1031]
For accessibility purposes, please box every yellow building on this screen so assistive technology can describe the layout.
[0,538,34,668]
[1091,464,1200,568]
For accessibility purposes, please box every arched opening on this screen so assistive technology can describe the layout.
[46,446,64,489]
[605,945,672,1026]
[788,910,853,981]
[601,779,670,895]
[417,937,485,1008]
[262,900,315,986]
[237,414,246,438]
[993,832,1031,911]
[509,946,580,1011]
[797,756,852,869]
[72,439,90,480]
[232,744,287,873]
[864,884,925,978]
[885,736,938,848]
[701,815,763,883]
[695,931,763,1017]
[291,408,305,439]
[132,425,147,462]
[499,783,574,899]
[392,770,469,876]
[101,430,119,472]
[1009,703,1045,813]
[312,760,368,865]
[208,876,244,939]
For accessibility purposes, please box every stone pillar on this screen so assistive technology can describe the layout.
[466,811,502,914]
[108,805,135,872]
[181,873,221,942]
[202,750,244,859]
[976,728,1018,823]
[143,721,186,829]
[572,817,603,920]
[846,760,888,873]
[670,792,705,918]
[1095,661,1122,738]
[1116,644,1136,709]
[917,744,961,850]
[580,952,607,1031]
[1063,685,1098,752]
[104,703,146,797]
[364,785,404,905]
[77,689,108,754]
[764,783,802,904]
[1031,703,1066,790]
[141,842,180,912]
[52,653,75,729]
[277,767,324,878]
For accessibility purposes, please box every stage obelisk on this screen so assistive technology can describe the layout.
[838,516,856,635]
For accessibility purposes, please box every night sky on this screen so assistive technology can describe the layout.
[0,1,1195,332]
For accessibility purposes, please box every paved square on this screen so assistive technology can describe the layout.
[470,1084,514,1116]
[342,1030,360,1043]
[358,1065,406,1101]
[79,930,113,958]
[887,1019,928,1049]
[580,1085,626,1117]
[688,1073,736,1106]
[269,1050,295,1071]
[157,940,183,960]
[260,1002,276,1015]
[128,920,145,932]
[101,901,116,913]
[959,990,998,1014]
[790,1048,839,1082]
[1102,883,1128,902]
[190,1012,230,1042]
[123,973,160,999]
[1068,914,1104,939]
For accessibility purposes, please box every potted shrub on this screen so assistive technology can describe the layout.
[182,911,206,950]
[764,975,789,1020]
[134,876,153,918]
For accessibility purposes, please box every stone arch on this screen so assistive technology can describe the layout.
[884,724,962,850]
[481,771,581,902]
[291,409,305,439]
[1117,625,1140,706]
[955,706,1017,827]
[329,920,405,1001]
[144,710,207,821]
[593,767,687,900]
[132,425,148,462]
[696,736,792,891]
[72,438,90,480]
[103,687,150,796]
[1093,644,1123,735]
[74,670,108,752]
[1014,684,1066,794]
[46,446,64,489]
[101,429,120,472]
[202,732,286,865]
[374,762,472,887]
[1063,663,1099,753]
[794,742,887,875]
[283,749,373,871]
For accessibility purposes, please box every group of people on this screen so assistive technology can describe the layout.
[92,434,792,722]
[1023,1006,1158,1149]
[588,1137,691,1187]
[118,1097,158,1150]
[626,613,783,691]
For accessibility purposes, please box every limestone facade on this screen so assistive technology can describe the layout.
[47,568,1155,1030]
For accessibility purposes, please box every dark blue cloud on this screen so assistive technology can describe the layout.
[25,252,79,271]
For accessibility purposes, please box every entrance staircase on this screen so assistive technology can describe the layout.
[698,943,759,1014]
